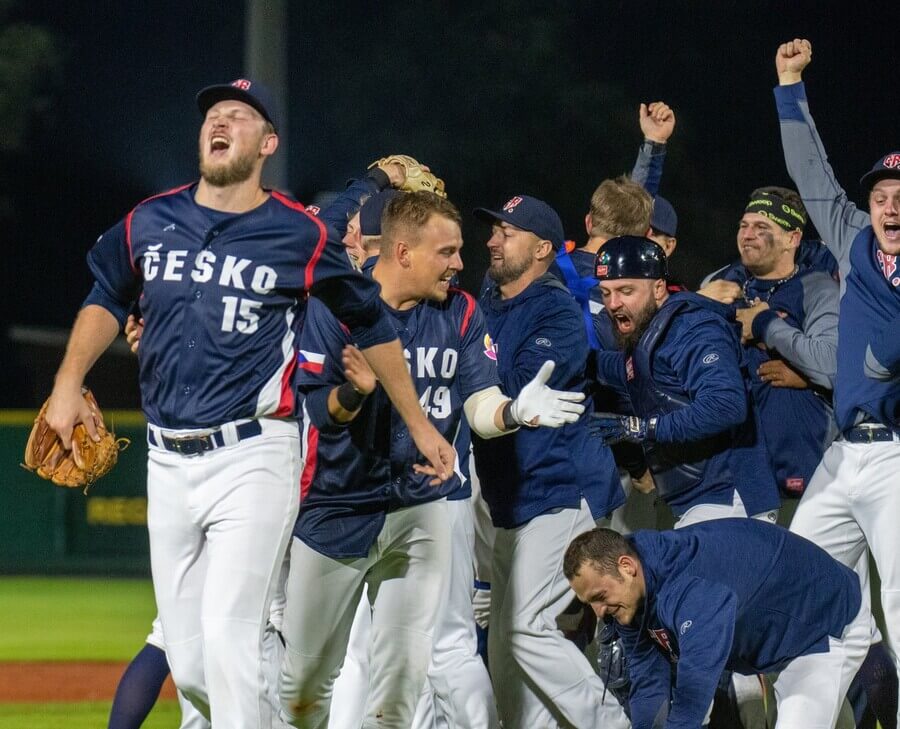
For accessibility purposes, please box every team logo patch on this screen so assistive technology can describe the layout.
[882,154,900,169]
[305,204,321,216]
[648,627,677,662]
[702,353,720,364]
[625,356,635,381]
[876,250,898,283]
[595,264,609,277]
[483,333,498,361]
[231,79,252,90]
[785,477,805,494]
[680,620,693,635]
[503,196,523,213]
[297,350,325,374]
[535,337,552,347]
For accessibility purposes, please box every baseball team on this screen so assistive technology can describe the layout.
[43,37,899,729]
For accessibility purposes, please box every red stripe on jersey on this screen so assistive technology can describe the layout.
[126,183,194,275]
[273,355,297,417]
[450,287,477,336]
[270,190,329,292]
[298,361,323,374]
[300,424,319,502]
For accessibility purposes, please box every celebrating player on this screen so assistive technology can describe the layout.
[773,37,900,726]
[472,194,626,728]
[279,191,584,728]
[591,236,780,526]
[565,522,870,727]
[42,78,455,729]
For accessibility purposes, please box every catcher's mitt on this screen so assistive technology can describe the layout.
[368,154,447,198]
[22,389,129,493]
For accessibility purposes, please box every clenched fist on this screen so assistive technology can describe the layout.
[776,38,812,85]
[639,102,676,144]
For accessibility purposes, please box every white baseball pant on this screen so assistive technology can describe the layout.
[147,418,301,729]
[279,500,450,729]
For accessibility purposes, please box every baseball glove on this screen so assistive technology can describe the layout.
[368,154,447,198]
[22,389,129,493]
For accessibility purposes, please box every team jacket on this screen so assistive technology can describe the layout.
[704,262,840,496]
[776,82,900,430]
[595,293,780,516]
[83,183,396,429]
[619,520,861,729]
[472,274,624,529]
[294,289,499,558]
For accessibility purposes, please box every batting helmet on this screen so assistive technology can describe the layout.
[594,236,668,280]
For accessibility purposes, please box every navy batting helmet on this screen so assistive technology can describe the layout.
[594,236,668,280]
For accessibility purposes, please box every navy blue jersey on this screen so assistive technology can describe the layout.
[294,288,499,558]
[596,294,779,516]
[705,264,840,496]
[620,520,861,728]
[82,183,396,429]
[776,82,900,430]
[472,274,624,529]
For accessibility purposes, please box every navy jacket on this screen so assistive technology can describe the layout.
[473,274,623,529]
[620,520,861,728]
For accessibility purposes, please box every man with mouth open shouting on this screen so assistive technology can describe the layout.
[591,236,779,528]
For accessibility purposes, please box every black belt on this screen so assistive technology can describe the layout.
[842,424,900,444]
[151,421,263,456]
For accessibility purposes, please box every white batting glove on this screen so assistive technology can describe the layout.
[509,360,586,428]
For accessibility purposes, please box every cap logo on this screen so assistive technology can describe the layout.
[503,196,523,213]
[231,79,252,90]
[883,154,900,169]
[305,204,321,216]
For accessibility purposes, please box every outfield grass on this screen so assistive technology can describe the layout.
[0,701,180,728]
[0,577,157,661]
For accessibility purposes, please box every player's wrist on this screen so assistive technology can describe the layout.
[336,382,367,411]
[777,71,803,86]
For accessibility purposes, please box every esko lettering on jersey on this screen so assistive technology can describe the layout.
[402,346,459,420]
[142,247,279,295]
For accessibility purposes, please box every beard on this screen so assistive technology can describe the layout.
[488,255,531,287]
[198,146,258,187]
[610,298,658,351]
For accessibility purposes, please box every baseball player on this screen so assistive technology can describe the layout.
[773,38,900,726]
[591,236,780,526]
[279,191,584,728]
[699,187,841,498]
[42,78,456,729]
[471,194,626,728]
[565,521,870,728]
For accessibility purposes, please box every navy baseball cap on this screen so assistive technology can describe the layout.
[650,195,678,237]
[474,195,566,250]
[860,152,900,190]
[359,189,400,236]
[196,78,279,131]
[595,236,668,280]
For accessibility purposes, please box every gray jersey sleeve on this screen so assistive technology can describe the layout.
[775,83,870,280]
[761,271,839,389]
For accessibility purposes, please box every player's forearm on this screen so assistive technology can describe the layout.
[360,339,431,435]
[630,139,666,197]
[53,305,121,392]
[326,383,368,424]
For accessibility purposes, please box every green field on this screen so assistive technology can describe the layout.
[0,576,179,728]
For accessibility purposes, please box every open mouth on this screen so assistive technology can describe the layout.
[613,313,632,332]
[884,222,900,242]
[209,135,231,155]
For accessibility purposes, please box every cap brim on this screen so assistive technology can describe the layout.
[860,169,900,190]
[196,85,275,129]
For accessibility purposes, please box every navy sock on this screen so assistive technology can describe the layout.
[108,643,171,729]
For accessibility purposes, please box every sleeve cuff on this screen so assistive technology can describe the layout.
[641,139,668,156]
[81,281,129,327]
[751,308,781,341]
[773,81,807,122]
[365,166,391,190]
[303,387,341,429]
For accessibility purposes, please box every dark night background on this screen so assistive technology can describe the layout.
[1,0,897,406]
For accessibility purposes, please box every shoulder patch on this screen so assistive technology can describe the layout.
[535,337,552,347]
[702,353,719,364]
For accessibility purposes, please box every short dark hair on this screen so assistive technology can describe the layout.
[563,527,638,581]
[380,191,461,260]
[749,186,807,224]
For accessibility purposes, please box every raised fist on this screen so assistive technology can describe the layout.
[639,102,675,144]
[776,39,812,84]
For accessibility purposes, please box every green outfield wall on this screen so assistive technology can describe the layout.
[1,411,151,575]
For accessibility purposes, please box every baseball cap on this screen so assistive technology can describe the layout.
[594,236,668,280]
[650,195,678,237]
[860,152,900,190]
[196,78,279,131]
[359,189,400,236]
[474,195,566,250]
